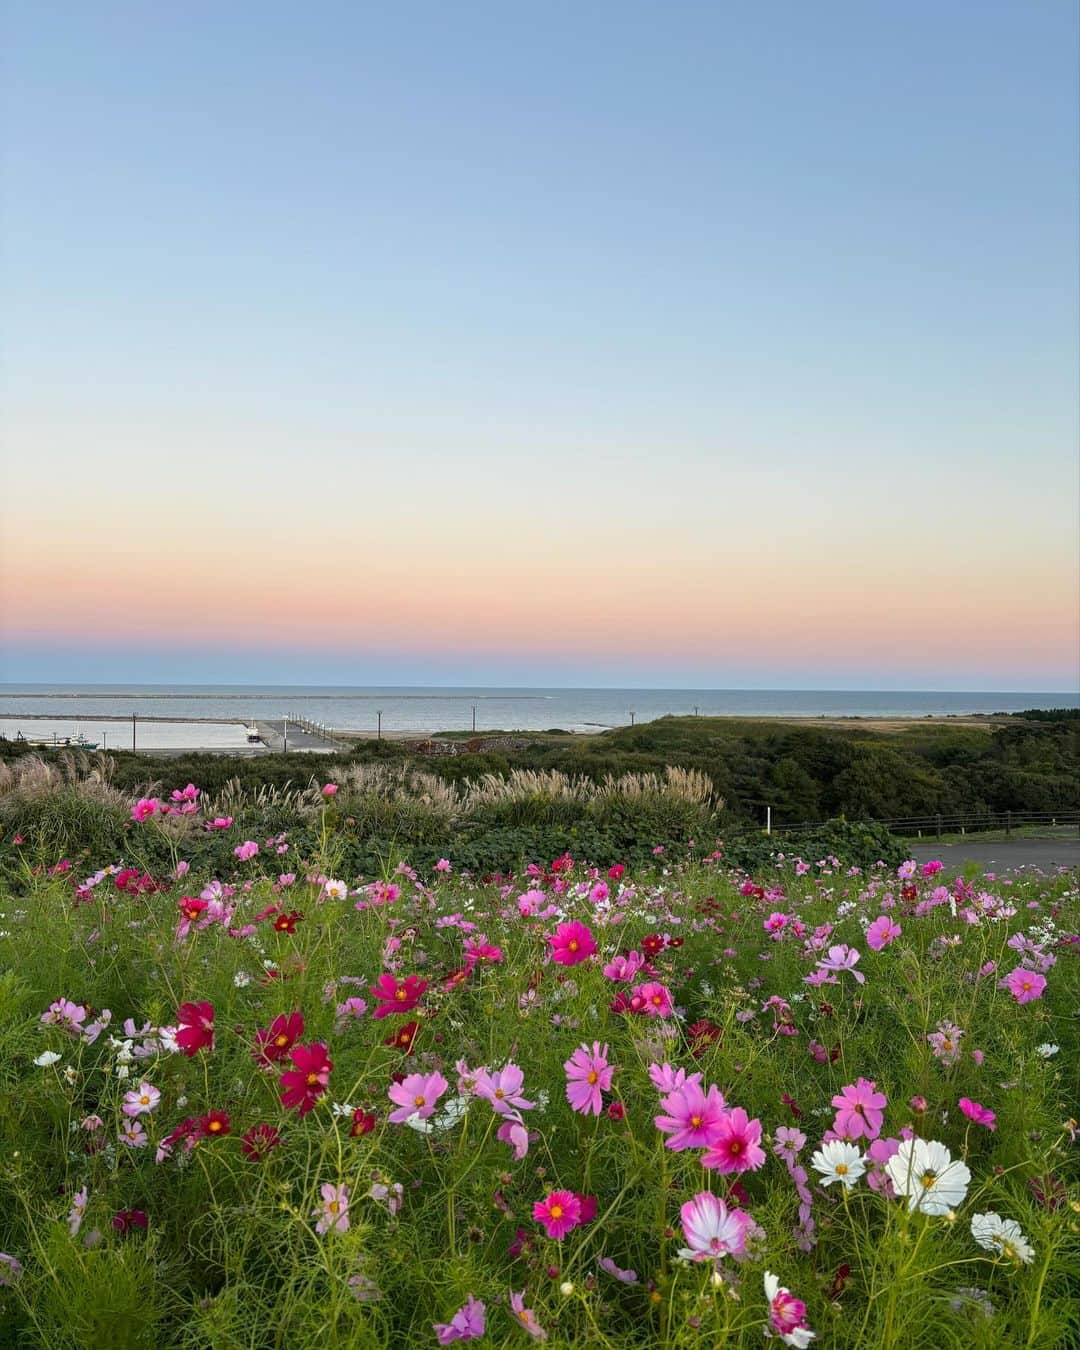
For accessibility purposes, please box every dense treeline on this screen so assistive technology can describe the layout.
[1,710,1076,830]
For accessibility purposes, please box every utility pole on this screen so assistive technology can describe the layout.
[283,714,288,755]
[472,705,476,733]
[132,714,136,752]
[629,710,635,726]
[377,710,382,741]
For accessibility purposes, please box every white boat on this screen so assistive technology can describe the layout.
[246,723,262,744]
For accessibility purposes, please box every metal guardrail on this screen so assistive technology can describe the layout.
[729,809,1079,840]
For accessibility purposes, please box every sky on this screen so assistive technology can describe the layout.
[1,1,1078,690]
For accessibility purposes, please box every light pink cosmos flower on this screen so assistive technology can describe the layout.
[387,1071,449,1124]
[866,914,901,952]
[122,1082,161,1118]
[548,921,597,966]
[678,1191,753,1262]
[532,1190,582,1240]
[816,945,865,984]
[564,1042,615,1116]
[67,1185,88,1236]
[313,1182,349,1235]
[1000,967,1047,1004]
[633,981,674,1017]
[508,1290,547,1340]
[497,1112,531,1160]
[434,1294,485,1343]
[958,1097,996,1130]
[41,998,87,1034]
[474,1064,534,1116]
[830,1079,887,1141]
[233,841,259,861]
[434,858,453,873]
[655,1081,726,1151]
[701,1107,766,1173]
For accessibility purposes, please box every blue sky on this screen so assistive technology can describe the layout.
[2,2,1077,688]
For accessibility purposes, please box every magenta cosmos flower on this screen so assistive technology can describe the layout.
[678,1191,753,1262]
[701,1107,766,1173]
[830,1078,887,1141]
[532,1189,582,1240]
[958,1097,996,1130]
[1000,967,1047,1004]
[548,921,597,966]
[434,1294,486,1344]
[866,914,901,952]
[655,1081,726,1151]
[564,1042,615,1116]
[388,1070,449,1123]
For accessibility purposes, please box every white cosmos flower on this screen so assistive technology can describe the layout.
[809,1140,865,1189]
[886,1138,970,1215]
[1034,1043,1059,1058]
[970,1212,1034,1264]
[33,1051,61,1067]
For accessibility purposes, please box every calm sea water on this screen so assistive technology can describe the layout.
[0,684,1075,744]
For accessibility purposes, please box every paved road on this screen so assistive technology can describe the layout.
[908,837,1080,872]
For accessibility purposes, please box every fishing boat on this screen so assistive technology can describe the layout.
[14,728,99,750]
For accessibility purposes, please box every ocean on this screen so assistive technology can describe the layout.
[0,684,1076,749]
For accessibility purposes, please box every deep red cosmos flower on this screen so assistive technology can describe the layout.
[640,934,665,957]
[199,1110,231,1139]
[253,1011,304,1066]
[272,910,303,934]
[279,1041,332,1115]
[112,1209,148,1233]
[385,1020,420,1053]
[176,1001,215,1056]
[178,895,208,923]
[350,1109,376,1137]
[369,973,427,1020]
[241,1123,282,1161]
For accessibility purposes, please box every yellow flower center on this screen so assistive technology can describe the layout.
[691,1115,702,1128]
[414,1094,426,1107]
[587,1071,598,1084]
[920,1170,938,1188]
[275,1034,288,1046]
[549,1204,563,1219]
[568,940,579,951]
[835,1163,848,1175]
[306,1072,319,1085]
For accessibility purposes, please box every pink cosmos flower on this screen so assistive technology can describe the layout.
[564,1042,615,1116]
[655,1081,726,1151]
[434,858,453,873]
[434,1294,486,1343]
[764,912,789,935]
[866,915,901,952]
[764,1271,815,1348]
[312,1182,349,1235]
[532,1190,582,1240]
[921,860,944,876]
[508,1290,547,1340]
[388,1070,449,1124]
[648,1062,702,1094]
[206,816,233,830]
[958,1097,996,1130]
[701,1107,766,1173]
[233,841,259,861]
[549,921,597,966]
[1000,967,1047,1004]
[633,981,674,1017]
[678,1191,753,1262]
[830,1079,887,1141]
[321,783,338,797]
[497,1112,532,1160]
[602,951,647,982]
[474,1064,534,1116]
[131,798,158,822]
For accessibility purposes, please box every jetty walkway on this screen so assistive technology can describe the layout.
[255,718,345,754]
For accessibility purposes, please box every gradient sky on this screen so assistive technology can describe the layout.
[2,1,1078,689]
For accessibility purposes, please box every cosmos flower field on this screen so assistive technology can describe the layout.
[0,782,1077,1348]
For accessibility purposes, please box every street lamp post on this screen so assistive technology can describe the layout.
[283,714,288,755]
[377,710,382,741]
